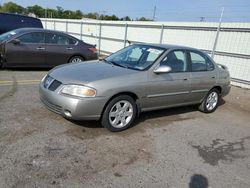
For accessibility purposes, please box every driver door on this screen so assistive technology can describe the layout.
[5,32,46,67]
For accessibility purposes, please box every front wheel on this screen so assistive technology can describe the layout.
[199,88,220,113]
[101,95,137,132]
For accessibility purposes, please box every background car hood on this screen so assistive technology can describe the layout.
[49,60,138,84]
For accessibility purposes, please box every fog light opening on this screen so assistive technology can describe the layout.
[64,110,72,117]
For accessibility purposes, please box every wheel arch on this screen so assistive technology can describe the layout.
[211,86,222,94]
[68,54,86,63]
[100,91,140,119]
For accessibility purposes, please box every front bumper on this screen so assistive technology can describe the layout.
[39,82,107,120]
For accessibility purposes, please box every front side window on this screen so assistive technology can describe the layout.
[18,32,45,44]
[46,33,70,45]
[190,51,214,71]
[160,50,187,72]
[105,44,165,71]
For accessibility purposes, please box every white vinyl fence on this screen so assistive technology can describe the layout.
[41,18,250,89]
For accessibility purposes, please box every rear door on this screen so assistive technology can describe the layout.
[188,50,217,102]
[5,32,46,67]
[45,32,77,66]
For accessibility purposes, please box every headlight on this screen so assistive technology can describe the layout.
[41,74,47,82]
[60,85,96,98]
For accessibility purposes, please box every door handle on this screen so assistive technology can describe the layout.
[66,47,73,50]
[211,76,215,79]
[183,78,188,81]
[36,47,45,50]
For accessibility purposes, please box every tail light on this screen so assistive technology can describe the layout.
[88,47,97,54]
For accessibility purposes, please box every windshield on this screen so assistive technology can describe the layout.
[0,30,19,41]
[105,44,165,71]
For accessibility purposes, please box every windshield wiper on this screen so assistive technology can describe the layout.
[111,61,128,68]
[103,59,127,68]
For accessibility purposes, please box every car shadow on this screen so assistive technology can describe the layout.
[69,105,198,130]
[1,67,52,71]
[69,99,226,130]
[136,105,197,124]
[68,119,102,129]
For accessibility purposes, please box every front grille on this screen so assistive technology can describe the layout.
[40,97,62,114]
[48,80,62,91]
[43,75,62,91]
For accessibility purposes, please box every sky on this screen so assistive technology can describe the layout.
[3,0,250,22]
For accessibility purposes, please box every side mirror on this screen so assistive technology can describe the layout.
[154,65,172,74]
[10,39,20,45]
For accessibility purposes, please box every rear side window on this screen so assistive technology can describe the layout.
[68,37,77,45]
[46,33,72,45]
[190,51,214,71]
[18,32,45,44]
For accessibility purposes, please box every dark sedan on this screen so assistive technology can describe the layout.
[0,28,97,68]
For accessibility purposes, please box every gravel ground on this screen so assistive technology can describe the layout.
[0,69,250,188]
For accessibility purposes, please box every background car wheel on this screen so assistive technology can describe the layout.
[198,88,220,113]
[101,95,137,132]
[0,59,3,68]
[69,56,84,63]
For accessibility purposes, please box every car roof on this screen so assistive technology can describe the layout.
[12,28,199,51]
[14,27,64,34]
[0,13,40,20]
[134,43,199,51]
[11,27,79,40]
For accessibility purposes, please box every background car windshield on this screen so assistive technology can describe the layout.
[105,44,164,70]
[0,29,19,41]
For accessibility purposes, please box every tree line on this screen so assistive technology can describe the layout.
[0,2,152,21]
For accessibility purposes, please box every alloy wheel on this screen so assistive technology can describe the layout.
[206,91,218,111]
[108,100,133,128]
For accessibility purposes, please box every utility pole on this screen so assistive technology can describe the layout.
[95,11,106,55]
[153,0,156,21]
[211,7,224,59]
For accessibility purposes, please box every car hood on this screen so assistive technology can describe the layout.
[49,60,139,84]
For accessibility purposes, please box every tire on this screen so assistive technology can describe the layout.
[0,58,3,68]
[69,56,84,63]
[198,88,220,113]
[101,95,137,132]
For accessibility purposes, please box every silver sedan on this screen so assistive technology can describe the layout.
[39,44,231,132]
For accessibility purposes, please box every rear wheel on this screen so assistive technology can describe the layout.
[69,56,84,63]
[199,88,220,113]
[101,95,137,132]
[0,58,3,68]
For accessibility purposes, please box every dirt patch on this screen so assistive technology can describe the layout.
[191,136,250,166]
